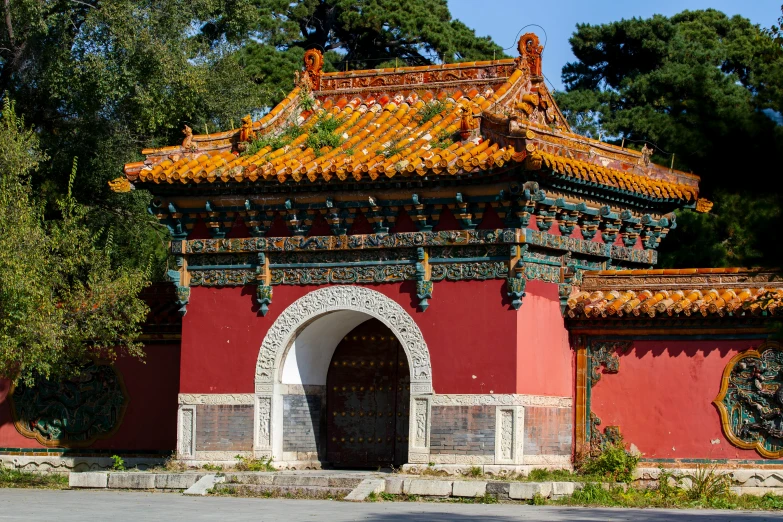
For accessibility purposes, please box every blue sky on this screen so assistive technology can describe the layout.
[447,0,782,90]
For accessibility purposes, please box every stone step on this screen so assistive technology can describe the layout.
[217,483,353,499]
[222,472,365,489]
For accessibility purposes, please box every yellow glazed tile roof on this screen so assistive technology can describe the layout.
[120,33,701,203]
[567,268,783,319]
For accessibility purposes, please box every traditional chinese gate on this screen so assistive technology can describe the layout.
[326,319,410,468]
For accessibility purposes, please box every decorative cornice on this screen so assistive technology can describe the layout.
[178,394,255,405]
[580,269,782,292]
[431,394,572,408]
[172,228,655,265]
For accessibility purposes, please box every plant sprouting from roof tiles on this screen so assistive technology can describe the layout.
[304,114,346,157]
[417,100,450,123]
[382,138,404,158]
[430,130,455,150]
[299,95,315,112]
[242,123,303,157]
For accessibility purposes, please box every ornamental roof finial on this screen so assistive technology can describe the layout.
[302,48,323,91]
[517,33,543,77]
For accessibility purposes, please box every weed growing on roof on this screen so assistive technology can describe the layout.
[305,114,345,156]
[242,124,303,157]
[382,138,404,158]
[417,99,449,123]
[299,95,315,112]
[429,130,455,149]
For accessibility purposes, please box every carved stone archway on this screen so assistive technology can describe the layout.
[254,285,434,466]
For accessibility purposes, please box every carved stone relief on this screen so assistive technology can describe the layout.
[178,394,255,405]
[257,396,272,448]
[179,407,195,458]
[255,286,433,393]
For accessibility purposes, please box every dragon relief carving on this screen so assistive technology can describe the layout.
[10,362,128,447]
[714,342,783,458]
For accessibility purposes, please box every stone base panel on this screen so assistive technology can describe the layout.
[0,455,166,472]
[635,467,783,488]
[401,463,574,476]
[177,393,573,468]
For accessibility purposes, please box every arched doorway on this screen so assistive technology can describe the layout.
[252,286,433,468]
[326,319,409,468]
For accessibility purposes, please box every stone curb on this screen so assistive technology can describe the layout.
[381,479,584,501]
[344,478,386,502]
[69,472,108,489]
[184,474,225,496]
[68,472,206,491]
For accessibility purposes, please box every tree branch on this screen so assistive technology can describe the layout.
[4,0,14,45]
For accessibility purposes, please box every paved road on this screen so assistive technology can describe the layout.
[0,489,780,521]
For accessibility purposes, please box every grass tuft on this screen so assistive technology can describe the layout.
[0,467,69,489]
[233,455,275,472]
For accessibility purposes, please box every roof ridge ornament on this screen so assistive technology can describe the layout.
[302,48,323,91]
[517,33,543,78]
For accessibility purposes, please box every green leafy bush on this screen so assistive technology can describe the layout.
[578,441,639,483]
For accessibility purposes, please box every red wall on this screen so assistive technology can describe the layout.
[0,344,180,451]
[590,339,766,460]
[516,280,573,397]
[181,280,570,396]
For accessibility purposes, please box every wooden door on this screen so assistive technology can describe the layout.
[326,319,409,468]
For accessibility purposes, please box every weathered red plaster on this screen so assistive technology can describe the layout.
[181,280,530,395]
[516,280,573,397]
[590,339,765,460]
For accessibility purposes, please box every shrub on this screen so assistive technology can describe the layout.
[578,441,639,483]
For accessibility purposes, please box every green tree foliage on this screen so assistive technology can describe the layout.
[0,0,270,279]
[236,0,506,103]
[555,9,783,268]
[0,0,503,275]
[0,100,149,386]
